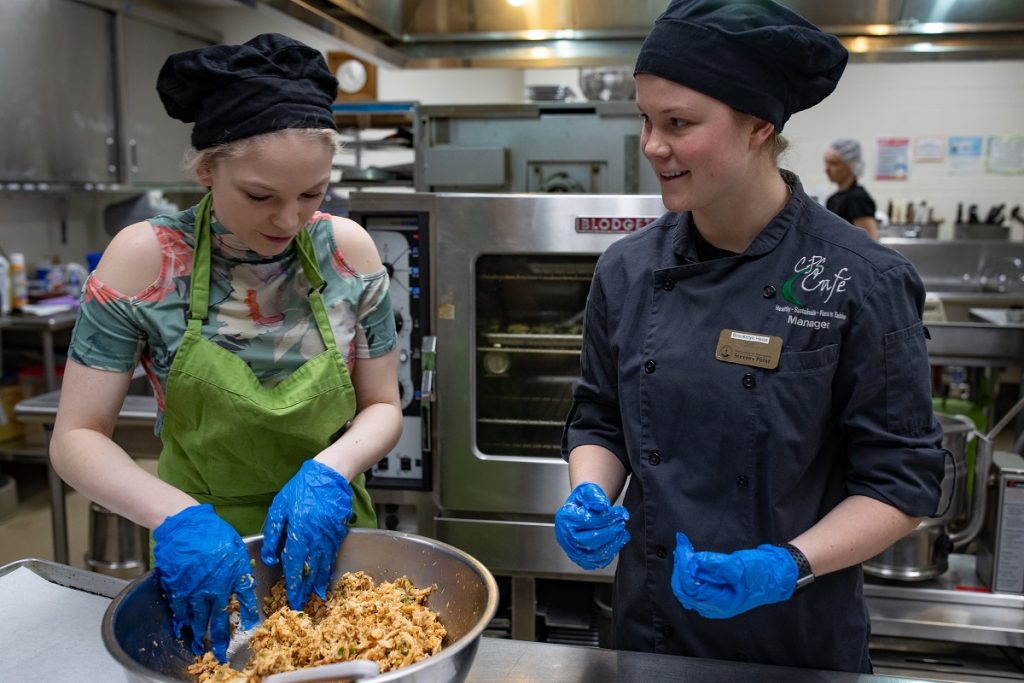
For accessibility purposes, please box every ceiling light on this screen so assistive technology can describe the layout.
[507,0,527,6]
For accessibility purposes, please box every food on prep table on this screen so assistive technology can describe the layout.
[188,571,446,682]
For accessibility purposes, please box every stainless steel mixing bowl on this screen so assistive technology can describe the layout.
[102,529,499,682]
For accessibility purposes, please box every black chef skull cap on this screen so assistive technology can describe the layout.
[634,0,848,131]
[157,33,338,150]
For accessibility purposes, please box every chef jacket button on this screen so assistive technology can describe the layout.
[736,653,750,662]
[762,285,776,298]
[655,544,668,559]
[649,451,662,466]
[742,373,756,388]
[662,278,675,291]
[645,360,657,374]
[661,625,674,637]
[736,474,749,488]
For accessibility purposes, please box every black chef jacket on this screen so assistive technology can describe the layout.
[563,174,945,673]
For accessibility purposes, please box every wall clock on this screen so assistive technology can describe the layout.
[328,52,378,101]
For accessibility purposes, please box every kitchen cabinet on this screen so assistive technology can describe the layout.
[0,0,215,186]
[0,0,118,183]
[120,16,209,186]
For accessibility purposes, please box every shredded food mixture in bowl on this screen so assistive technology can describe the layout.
[188,571,446,682]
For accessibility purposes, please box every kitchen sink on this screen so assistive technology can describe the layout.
[924,293,1024,366]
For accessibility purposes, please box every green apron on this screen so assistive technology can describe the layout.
[157,193,375,536]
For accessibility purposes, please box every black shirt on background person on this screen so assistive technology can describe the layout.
[824,138,879,239]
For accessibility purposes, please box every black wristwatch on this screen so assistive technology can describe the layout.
[778,543,815,590]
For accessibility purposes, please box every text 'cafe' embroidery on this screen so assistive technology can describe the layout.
[575,216,659,234]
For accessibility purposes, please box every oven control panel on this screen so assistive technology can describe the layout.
[352,211,431,490]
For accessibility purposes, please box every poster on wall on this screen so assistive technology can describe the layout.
[986,135,1024,175]
[913,136,946,163]
[949,135,984,175]
[876,137,909,180]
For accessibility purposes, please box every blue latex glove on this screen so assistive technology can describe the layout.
[554,482,630,570]
[153,504,259,662]
[670,532,797,619]
[261,459,353,610]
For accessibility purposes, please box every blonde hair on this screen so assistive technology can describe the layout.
[183,127,340,176]
[731,111,789,165]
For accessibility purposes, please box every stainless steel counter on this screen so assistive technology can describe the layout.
[865,554,1024,648]
[1,559,946,683]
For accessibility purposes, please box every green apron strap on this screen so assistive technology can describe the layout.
[189,193,214,323]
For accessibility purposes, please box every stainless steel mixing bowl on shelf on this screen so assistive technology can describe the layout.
[102,529,499,683]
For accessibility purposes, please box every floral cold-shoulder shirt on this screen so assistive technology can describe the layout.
[69,205,396,434]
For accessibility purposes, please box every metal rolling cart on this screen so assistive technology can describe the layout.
[13,390,159,568]
[0,310,77,460]
[0,309,77,393]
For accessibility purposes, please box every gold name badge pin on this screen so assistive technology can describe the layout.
[715,329,783,370]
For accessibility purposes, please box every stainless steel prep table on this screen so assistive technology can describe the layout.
[13,389,159,565]
[0,559,945,683]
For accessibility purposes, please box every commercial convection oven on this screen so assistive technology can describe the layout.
[349,192,666,577]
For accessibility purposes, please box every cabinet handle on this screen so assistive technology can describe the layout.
[106,137,117,177]
[129,139,139,174]
[420,335,436,453]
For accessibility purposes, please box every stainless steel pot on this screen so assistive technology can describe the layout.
[864,396,1024,581]
[102,529,499,682]
[863,413,974,580]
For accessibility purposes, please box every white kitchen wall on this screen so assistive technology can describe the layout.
[784,60,1024,240]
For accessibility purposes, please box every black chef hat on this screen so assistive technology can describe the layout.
[157,33,338,150]
[634,0,847,131]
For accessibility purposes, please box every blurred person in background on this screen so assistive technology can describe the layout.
[554,0,944,673]
[825,138,880,240]
[50,33,401,663]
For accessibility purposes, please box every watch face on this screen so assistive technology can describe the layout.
[336,59,368,94]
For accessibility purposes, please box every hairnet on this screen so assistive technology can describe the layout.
[828,138,865,177]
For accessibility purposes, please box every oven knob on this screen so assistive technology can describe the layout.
[399,351,409,363]
[394,311,404,333]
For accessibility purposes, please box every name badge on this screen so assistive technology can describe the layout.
[715,329,783,370]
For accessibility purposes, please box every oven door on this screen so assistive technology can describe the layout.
[432,193,666,518]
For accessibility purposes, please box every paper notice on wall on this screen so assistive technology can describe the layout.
[876,137,910,180]
[913,136,946,162]
[949,135,984,175]
[986,135,1024,175]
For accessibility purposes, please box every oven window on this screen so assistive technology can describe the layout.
[475,254,596,458]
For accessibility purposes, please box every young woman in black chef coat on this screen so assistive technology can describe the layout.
[554,0,945,673]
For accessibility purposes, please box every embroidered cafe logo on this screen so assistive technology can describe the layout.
[781,256,851,306]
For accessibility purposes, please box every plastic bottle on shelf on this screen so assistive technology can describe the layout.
[0,254,10,316]
[10,253,29,312]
